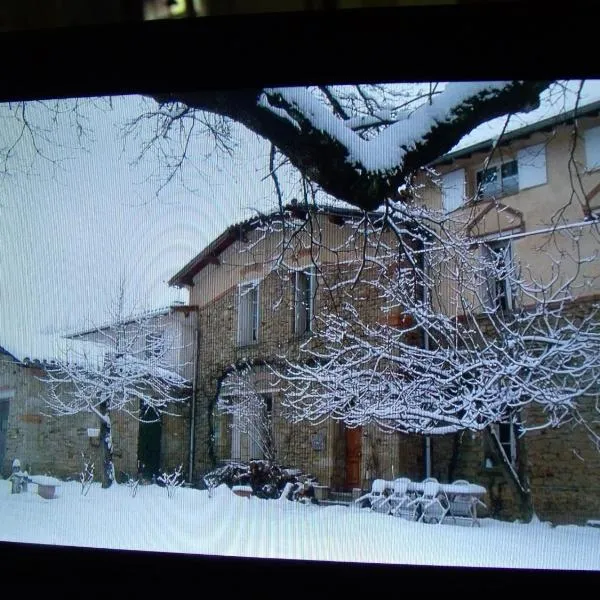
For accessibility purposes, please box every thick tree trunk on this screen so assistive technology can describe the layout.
[99,403,115,489]
[484,427,533,522]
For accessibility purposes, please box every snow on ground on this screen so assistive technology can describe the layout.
[1,480,598,571]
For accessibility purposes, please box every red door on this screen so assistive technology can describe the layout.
[345,427,362,490]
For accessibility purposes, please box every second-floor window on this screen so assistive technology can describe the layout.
[238,281,260,346]
[482,240,514,312]
[441,142,547,212]
[293,268,315,336]
[584,125,600,171]
[476,160,519,200]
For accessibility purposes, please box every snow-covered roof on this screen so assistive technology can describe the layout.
[432,98,600,167]
[64,303,185,339]
[168,202,378,288]
[0,344,20,365]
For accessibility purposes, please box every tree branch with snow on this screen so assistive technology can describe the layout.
[148,81,551,210]
[41,303,190,488]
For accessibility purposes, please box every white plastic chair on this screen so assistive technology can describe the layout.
[417,480,449,524]
[388,478,419,521]
[448,484,487,527]
[354,479,390,512]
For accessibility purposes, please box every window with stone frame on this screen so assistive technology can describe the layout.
[293,268,316,336]
[237,281,260,346]
[493,420,518,466]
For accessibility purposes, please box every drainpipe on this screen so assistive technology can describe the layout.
[421,244,432,479]
[188,316,199,484]
[425,437,432,479]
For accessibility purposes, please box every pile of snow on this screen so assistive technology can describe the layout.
[1,479,598,570]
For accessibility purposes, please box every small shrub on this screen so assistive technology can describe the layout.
[79,453,94,497]
[157,465,184,498]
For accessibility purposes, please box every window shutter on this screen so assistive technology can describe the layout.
[237,285,247,345]
[441,168,465,213]
[308,267,316,329]
[238,282,258,345]
[295,272,307,335]
[584,126,600,171]
[293,271,301,334]
[481,245,495,311]
[517,143,547,190]
[252,284,260,342]
[248,413,261,459]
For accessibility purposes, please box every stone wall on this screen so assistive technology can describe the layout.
[1,355,188,483]
[192,259,424,489]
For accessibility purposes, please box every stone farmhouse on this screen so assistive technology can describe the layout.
[169,100,600,523]
[2,99,600,524]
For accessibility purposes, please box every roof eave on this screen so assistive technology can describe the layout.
[431,99,600,168]
[168,204,379,288]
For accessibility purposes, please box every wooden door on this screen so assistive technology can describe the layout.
[345,426,362,490]
[137,403,162,480]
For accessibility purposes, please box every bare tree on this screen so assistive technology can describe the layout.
[217,365,275,462]
[128,81,552,210]
[42,296,190,488]
[264,193,600,520]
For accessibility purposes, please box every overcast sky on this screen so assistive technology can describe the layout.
[2,82,600,361]
[0,96,283,360]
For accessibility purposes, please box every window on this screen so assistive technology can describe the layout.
[482,240,514,312]
[238,281,260,346]
[248,393,273,460]
[493,421,518,466]
[584,126,600,171]
[293,268,316,335]
[230,393,273,461]
[475,144,547,201]
[441,168,466,213]
[477,160,519,199]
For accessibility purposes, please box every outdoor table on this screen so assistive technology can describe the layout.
[375,480,487,524]
[408,482,486,496]
[435,483,487,526]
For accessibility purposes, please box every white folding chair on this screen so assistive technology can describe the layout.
[417,480,449,524]
[448,480,486,526]
[388,478,419,521]
[354,479,390,512]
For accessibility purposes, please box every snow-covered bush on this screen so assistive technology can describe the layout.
[157,465,184,498]
[79,453,94,496]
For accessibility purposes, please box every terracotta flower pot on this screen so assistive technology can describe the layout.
[37,484,56,500]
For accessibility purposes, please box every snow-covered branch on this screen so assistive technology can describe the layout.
[268,198,600,440]
[151,81,552,210]
[41,302,191,488]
